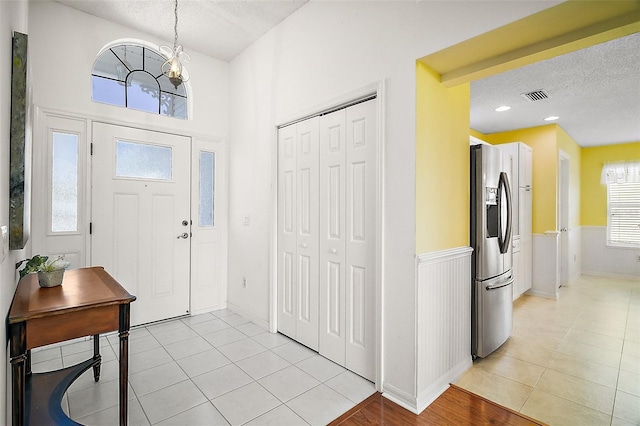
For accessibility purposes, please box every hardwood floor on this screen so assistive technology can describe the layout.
[329,385,547,426]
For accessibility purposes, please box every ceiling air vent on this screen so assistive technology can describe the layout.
[521,90,549,102]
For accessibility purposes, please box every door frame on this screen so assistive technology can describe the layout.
[31,106,228,321]
[558,150,570,286]
[269,81,385,390]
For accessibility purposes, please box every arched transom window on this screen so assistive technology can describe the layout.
[91,44,187,119]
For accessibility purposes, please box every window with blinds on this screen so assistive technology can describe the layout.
[607,182,640,247]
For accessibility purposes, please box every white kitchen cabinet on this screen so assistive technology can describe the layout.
[498,142,533,299]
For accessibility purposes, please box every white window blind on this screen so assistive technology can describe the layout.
[607,182,640,247]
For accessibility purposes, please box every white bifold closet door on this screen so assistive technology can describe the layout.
[277,99,376,381]
[277,117,320,350]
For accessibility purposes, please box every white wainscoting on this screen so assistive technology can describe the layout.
[582,226,640,279]
[414,247,473,413]
[531,232,559,299]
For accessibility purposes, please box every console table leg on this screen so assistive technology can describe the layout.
[93,334,102,382]
[119,304,131,426]
[26,349,31,376]
[9,322,26,426]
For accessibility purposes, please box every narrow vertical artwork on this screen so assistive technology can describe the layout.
[9,32,28,249]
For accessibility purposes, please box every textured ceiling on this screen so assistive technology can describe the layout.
[471,32,640,147]
[54,0,308,62]
[53,1,639,147]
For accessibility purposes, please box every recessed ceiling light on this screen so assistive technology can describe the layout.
[544,116,559,121]
[495,106,511,112]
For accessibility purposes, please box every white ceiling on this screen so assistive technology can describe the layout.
[471,32,640,148]
[54,0,639,148]
[54,0,308,62]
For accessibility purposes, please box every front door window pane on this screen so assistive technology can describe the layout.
[52,132,79,232]
[116,140,172,180]
[199,151,215,227]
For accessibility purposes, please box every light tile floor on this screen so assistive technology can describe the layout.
[31,309,376,425]
[456,275,640,426]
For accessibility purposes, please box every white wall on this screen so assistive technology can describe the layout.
[28,1,228,139]
[1,1,29,421]
[227,0,560,406]
[1,1,229,417]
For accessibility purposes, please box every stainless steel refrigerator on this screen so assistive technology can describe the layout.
[470,143,514,358]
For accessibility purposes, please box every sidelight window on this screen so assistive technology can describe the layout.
[51,132,79,232]
[199,151,216,227]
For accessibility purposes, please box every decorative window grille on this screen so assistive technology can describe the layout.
[91,44,187,119]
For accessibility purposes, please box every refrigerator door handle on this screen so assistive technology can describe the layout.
[497,171,513,254]
[486,276,514,291]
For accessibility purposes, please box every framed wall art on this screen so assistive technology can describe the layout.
[9,31,28,250]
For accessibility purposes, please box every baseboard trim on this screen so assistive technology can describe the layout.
[525,288,558,299]
[582,271,640,281]
[225,301,270,331]
[416,356,472,413]
[382,383,419,414]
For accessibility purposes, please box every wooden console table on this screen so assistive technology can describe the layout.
[8,266,136,425]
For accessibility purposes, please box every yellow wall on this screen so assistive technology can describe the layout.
[557,127,582,229]
[581,141,640,226]
[416,62,470,253]
[482,125,558,233]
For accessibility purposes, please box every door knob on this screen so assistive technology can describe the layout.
[177,232,189,239]
[301,243,308,248]
[331,248,337,254]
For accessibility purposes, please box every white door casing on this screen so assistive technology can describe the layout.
[559,151,570,286]
[91,123,191,326]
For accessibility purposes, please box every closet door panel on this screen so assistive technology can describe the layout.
[319,109,347,366]
[295,117,319,350]
[277,125,298,339]
[345,100,376,381]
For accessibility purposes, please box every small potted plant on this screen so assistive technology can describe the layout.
[16,255,70,287]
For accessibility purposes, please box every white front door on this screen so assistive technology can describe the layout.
[91,123,191,326]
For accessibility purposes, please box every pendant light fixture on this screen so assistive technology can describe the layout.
[161,0,190,89]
